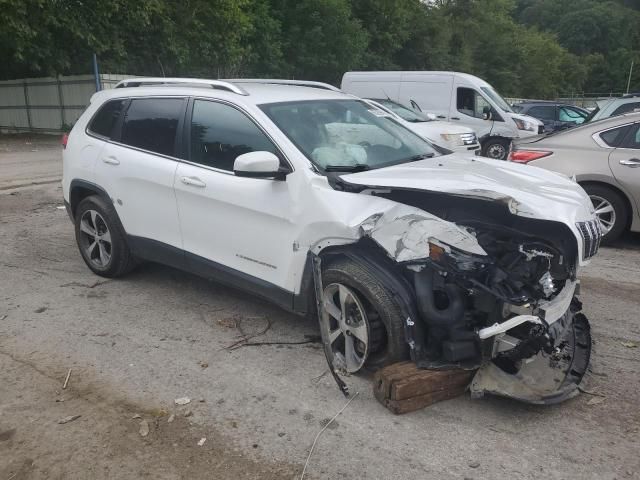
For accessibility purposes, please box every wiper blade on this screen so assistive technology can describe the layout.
[405,153,435,162]
[324,164,371,172]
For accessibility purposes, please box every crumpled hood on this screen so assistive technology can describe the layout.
[340,153,595,226]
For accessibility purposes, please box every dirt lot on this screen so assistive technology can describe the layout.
[1,136,639,479]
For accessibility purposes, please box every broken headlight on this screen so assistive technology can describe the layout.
[428,240,487,272]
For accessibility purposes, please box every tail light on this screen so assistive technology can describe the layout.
[508,149,552,164]
[61,133,69,149]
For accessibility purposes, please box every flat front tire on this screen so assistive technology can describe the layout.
[320,259,409,372]
[74,195,136,277]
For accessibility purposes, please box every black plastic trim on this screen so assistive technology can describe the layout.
[68,179,113,219]
[127,235,297,314]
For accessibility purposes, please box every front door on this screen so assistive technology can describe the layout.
[451,86,493,138]
[174,99,299,294]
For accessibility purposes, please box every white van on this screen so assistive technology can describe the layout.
[341,71,544,159]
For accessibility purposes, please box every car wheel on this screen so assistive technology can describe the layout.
[582,184,628,244]
[75,195,137,277]
[482,138,510,160]
[320,259,409,372]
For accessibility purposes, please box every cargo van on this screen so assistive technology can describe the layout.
[341,71,544,159]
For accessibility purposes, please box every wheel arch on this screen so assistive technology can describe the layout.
[69,179,111,220]
[579,179,635,229]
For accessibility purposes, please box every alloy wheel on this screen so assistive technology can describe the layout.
[486,143,507,159]
[589,195,616,234]
[320,283,370,373]
[78,210,112,268]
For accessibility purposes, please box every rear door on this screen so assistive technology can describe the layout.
[609,122,640,214]
[95,97,186,257]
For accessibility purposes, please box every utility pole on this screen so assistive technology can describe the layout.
[92,53,101,92]
[626,60,634,94]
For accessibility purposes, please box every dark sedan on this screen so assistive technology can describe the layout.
[513,101,590,133]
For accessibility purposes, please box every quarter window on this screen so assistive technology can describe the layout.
[189,100,278,171]
[120,98,184,157]
[88,99,126,139]
[599,125,631,147]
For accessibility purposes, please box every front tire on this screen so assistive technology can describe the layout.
[482,137,510,160]
[75,195,136,277]
[582,184,628,244]
[320,259,409,372]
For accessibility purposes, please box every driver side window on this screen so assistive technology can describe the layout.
[457,88,491,119]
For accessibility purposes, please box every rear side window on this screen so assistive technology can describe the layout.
[120,98,184,157]
[599,125,630,147]
[528,106,556,121]
[189,100,278,171]
[612,102,640,117]
[88,99,126,138]
[621,124,640,149]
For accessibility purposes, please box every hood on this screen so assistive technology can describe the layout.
[340,153,594,226]
[408,121,475,137]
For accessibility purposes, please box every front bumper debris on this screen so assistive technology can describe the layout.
[470,312,591,404]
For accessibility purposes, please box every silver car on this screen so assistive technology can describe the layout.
[510,112,640,243]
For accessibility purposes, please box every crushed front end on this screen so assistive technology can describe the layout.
[362,195,600,404]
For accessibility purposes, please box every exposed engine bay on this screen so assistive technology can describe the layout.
[317,180,597,404]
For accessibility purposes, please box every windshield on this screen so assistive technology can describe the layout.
[369,98,431,123]
[480,86,513,113]
[260,99,439,171]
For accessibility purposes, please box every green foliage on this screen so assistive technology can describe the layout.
[0,0,638,97]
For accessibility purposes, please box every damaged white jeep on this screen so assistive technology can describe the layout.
[63,78,600,404]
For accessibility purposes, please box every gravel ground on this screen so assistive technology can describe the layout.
[1,138,639,479]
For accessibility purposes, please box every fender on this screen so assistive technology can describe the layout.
[68,179,113,220]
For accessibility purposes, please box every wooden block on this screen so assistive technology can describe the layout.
[373,362,476,414]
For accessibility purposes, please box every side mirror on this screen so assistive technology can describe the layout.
[233,151,287,180]
[482,106,493,121]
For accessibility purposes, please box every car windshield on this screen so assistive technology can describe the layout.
[260,99,439,171]
[480,86,513,113]
[368,99,431,123]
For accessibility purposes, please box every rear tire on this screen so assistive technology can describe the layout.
[582,184,628,244]
[482,137,510,160]
[321,258,409,372]
[75,195,137,277]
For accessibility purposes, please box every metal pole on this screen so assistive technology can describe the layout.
[57,75,65,130]
[23,81,32,131]
[93,53,101,91]
[626,60,634,94]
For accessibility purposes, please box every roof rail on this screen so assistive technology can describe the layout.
[114,77,249,95]
[224,78,341,92]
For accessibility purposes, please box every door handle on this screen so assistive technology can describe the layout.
[620,158,640,168]
[180,176,206,188]
[451,116,460,120]
[436,115,446,119]
[102,156,120,165]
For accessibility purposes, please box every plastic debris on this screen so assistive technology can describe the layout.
[197,437,206,447]
[174,397,191,405]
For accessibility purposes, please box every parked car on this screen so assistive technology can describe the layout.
[513,101,590,132]
[63,77,598,404]
[509,112,640,243]
[341,71,544,160]
[587,94,640,122]
[362,98,480,154]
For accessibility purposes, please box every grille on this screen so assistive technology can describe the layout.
[460,133,478,145]
[576,220,602,259]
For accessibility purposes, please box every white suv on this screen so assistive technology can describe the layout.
[63,78,598,403]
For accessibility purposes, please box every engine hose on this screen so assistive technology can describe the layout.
[414,270,465,327]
